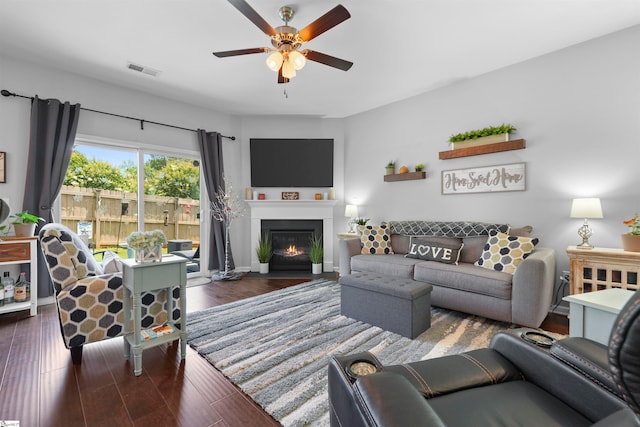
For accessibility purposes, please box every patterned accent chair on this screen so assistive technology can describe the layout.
[39,223,180,364]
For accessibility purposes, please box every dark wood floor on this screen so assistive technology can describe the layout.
[0,275,568,426]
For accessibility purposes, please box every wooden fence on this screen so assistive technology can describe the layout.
[60,185,201,249]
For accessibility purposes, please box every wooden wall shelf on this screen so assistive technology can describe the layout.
[438,139,526,160]
[383,171,426,182]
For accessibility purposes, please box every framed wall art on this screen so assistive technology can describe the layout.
[0,152,5,183]
[441,162,526,195]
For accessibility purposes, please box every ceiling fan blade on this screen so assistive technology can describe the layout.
[213,47,268,58]
[298,5,351,42]
[278,67,290,84]
[227,0,277,37]
[303,50,353,71]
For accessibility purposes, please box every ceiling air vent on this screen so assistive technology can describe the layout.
[126,62,160,77]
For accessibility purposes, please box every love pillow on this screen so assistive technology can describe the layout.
[405,237,464,265]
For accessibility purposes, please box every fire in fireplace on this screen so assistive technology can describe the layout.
[261,219,323,271]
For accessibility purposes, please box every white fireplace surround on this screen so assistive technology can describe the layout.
[248,200,336,272]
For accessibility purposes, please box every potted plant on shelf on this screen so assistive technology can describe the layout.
[309,234,323,275]
[622,212,640,252]
[10,211,45,237]
[256,235,272,274]
[415,163,424,172]
[385,161,396,175]
[448,123,516,150]
[354,217,370,229]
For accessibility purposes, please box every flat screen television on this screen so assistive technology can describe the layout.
[250,138,334,187]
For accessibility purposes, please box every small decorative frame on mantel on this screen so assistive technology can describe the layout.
[441,162,526,195]
[0,152,5,183]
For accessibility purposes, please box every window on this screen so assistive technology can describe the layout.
[61,140,203,276]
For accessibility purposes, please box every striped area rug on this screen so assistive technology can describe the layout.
[186,279,517,426]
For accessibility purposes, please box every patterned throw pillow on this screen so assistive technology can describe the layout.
[475,230,539,274]
[101,251,123,274]
[359,224,394,255]
[405,237,464,264]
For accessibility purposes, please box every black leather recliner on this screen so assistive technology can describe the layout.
[328,290,640,426]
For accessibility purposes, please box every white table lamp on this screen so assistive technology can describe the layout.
[345,204,359,233]
[570,198,603,249]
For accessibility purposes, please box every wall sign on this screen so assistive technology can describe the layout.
[0,152,5,183]
[441,162,526,195]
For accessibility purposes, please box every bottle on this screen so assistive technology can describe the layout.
[0,280,4,307]
[25,276,30,301]
[14,272,27,303]
[2,272,14,304]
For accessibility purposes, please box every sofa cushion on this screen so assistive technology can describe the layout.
[475,230,539,274]
[509,225,533,237]
[460,226,533,264]
[359,224,394,255]
[351,254,422,279]
[461,236,487,264]
[391,234,411,254]
[414,262,513,300]
[406,237,464,265]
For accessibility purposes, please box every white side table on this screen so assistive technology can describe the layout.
[563,288,634,345]
[121,255,187,376]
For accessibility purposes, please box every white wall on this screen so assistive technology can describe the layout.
[0,54,242,269]
[343,25,640,302]
[2,25,639,296]
[233,116,345,268]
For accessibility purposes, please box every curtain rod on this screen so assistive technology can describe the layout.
[1,89,236,141]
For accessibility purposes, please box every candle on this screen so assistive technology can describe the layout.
[245,187,253,200]
[328,188,336,200]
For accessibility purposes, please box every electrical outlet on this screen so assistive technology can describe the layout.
[562,270,569,278]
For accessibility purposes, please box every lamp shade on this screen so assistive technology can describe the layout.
[266,51,284,71]
[345,205,358,218]
[289,50,306,70]
[570,198,603,219]
[281,59,296,79]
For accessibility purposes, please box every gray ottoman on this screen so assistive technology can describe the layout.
[339,272,433,338]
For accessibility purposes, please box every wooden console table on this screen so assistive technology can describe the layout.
[566,246,640,295]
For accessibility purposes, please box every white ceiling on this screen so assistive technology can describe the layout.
[1,0,639,118]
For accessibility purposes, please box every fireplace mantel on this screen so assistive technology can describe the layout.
[248,200,337,272]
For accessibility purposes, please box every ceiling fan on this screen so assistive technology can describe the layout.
[213,0,353,84]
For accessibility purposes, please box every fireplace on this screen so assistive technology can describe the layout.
[262,220,323,271]
[248,199,336,273]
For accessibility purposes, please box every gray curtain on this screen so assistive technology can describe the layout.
[23,96,81,297]
[197,130,234,271]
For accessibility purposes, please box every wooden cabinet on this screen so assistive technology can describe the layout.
[566,246,640,295]
[0,237,38,316]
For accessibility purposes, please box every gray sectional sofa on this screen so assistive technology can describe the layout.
[338,221,557,328]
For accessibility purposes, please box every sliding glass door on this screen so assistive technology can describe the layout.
[61,141,203,276]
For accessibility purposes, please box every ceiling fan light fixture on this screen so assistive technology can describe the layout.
[266,51,284,71]
[282,59,296,79]
[289,50,306,70]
